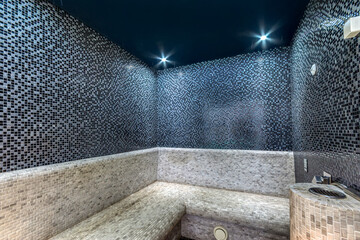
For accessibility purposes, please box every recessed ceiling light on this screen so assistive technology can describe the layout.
[154,52,174,68]
[260,35,267,41]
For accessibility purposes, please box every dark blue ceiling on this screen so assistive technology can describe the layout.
[51,0,309,69]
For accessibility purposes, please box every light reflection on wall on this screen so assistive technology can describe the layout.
[157,47,292,150]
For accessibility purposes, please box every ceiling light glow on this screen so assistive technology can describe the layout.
[153,50,175,68]
[260,35,267,41]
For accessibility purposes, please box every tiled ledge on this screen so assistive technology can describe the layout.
[159,147,293,155]
[0,148,158,181]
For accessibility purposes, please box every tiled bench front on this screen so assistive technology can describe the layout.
[52,182,290,240]
[0,148,294,240]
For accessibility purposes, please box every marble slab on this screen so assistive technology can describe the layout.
[158,147,295,197]
[0,148,158,240]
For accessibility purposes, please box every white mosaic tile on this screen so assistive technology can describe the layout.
[290,183,360,240]
[52,182,290,240]
[0,148,158,240]
[158,147,295,197]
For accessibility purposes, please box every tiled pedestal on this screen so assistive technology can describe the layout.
[290,183,360,240]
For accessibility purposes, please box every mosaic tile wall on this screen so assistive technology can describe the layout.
[291,0,360,190]
[157,148,295,197]
[0,0,157,172]
[157,48,292,150]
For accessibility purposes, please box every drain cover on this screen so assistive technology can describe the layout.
[213,226,228,240]
[309,187,346,199]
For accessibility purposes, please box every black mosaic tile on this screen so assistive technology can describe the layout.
[5,0,359,187]
[291,0,360,190]
[0,0,157,172]
[157,48,293,151]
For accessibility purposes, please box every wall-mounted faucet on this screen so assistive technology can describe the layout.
[312,175,331,184]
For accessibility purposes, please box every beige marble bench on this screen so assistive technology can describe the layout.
[51,182,290,240]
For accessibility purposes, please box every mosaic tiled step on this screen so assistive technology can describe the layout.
[52,182,290,240]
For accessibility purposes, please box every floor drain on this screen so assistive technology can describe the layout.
[309,187,346,199]
[213,226,228,240]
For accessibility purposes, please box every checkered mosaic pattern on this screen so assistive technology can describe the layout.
[0,0,157,172]
[291,0,360,190]
[157,48,293,151]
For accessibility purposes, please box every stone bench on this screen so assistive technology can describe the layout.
[51,182,290,240]
[0,148,294,239]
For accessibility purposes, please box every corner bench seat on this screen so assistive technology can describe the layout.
[51,182,290,240]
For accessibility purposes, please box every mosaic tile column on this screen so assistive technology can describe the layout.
[290,183,360,240]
